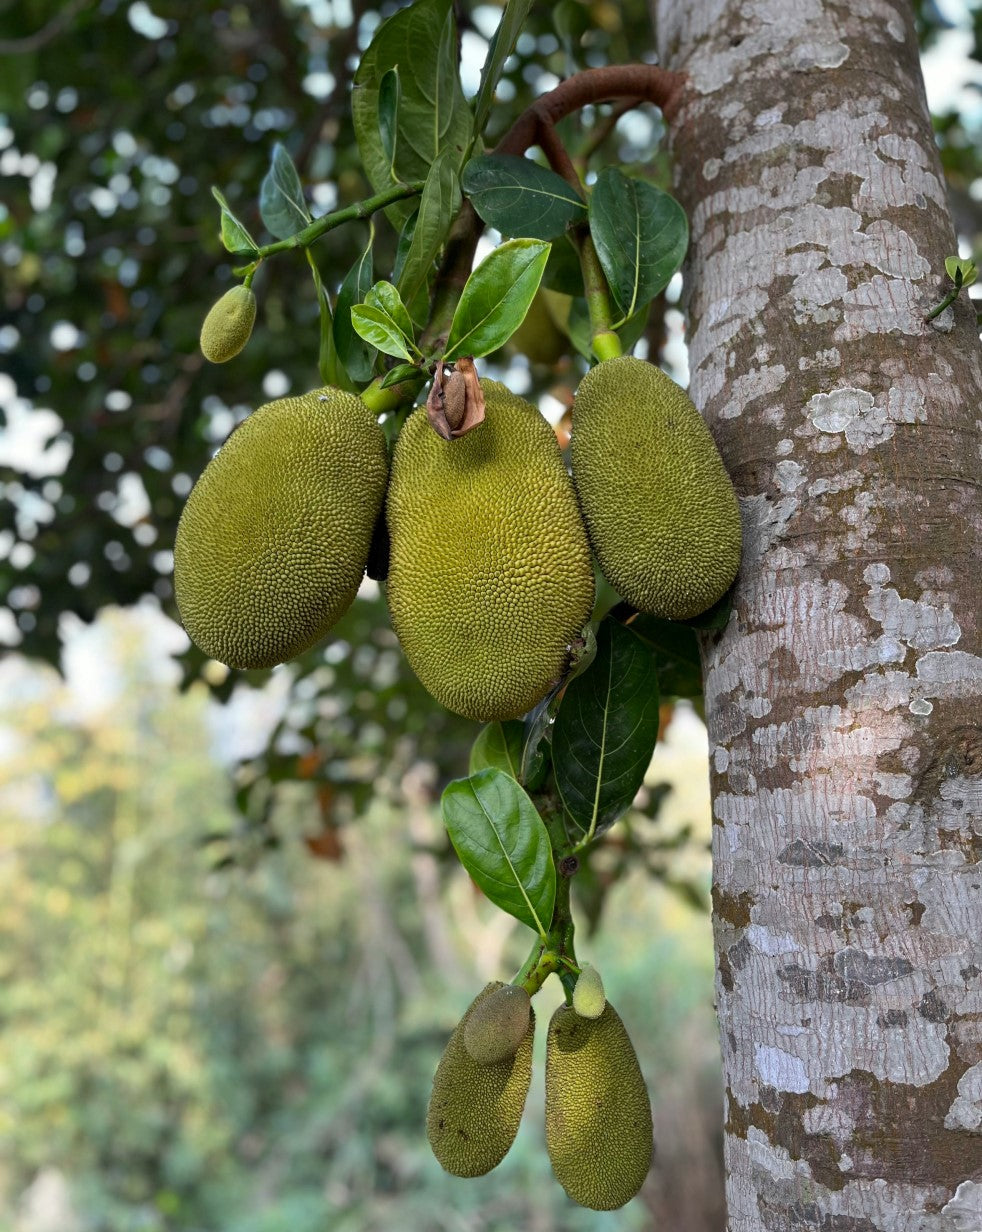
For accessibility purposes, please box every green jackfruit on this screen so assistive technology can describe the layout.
[570,355,741,620]
[463,983,532,1065]
[174,388,388,669]
[545,1001,653,1210]
[509,289,573,365]
[427,982,535,1177]
[385,381,595,721]
[200,284,257,363]
[572,963,606,1020]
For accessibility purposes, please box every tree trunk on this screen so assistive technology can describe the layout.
[652,0,982,1227]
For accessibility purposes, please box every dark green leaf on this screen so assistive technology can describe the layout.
[333,231,376,384]
[211,187,259,257]
[469,721,525,778]
[396,151,461,305]
[380,363,423,389]
[471,0,534,140]
[442,769,556,936]
[553,618,661,842]
[352,0,471,227]
[365,281,415,344]
[350,305,413,360]
[588,168,688,318]
[378,68,400,173]
[259,142,311,241]
[461,154,586,240]
[444,238,551,360]
[542,237,584,296]
[626,614,702,700]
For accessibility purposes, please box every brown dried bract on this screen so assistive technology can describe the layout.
[426,357,486,440]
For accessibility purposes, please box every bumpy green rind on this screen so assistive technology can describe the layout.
[572,963,606,1020]
[386,381,595,721]
[174,388,388,669]
[545,1002,653,1210]
[199,285,257,363]
[463,984,532,1065]
[570,355,741,620]
[427,981,535,1177]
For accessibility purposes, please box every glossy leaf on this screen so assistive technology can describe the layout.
[380,362,422,389]
[378,68,400,173]
[332,230,376,384]
[442,769,556,936]
[396,151,461,306]
[444,238,551,360]
[462,154,586,240]
[469,721,525,778]
[352,0,470,226]
[471,0,534,140]
[350,305,413,360]
[365,281,415,344]
[553,618,661,841]
[259,142,311,241]
[628,614,703,700]
[588,168,688,318]
[211,187,259,257]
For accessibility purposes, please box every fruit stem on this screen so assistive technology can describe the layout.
[360,371,425,416]
[572,228,622,362]
[254,180,426,259]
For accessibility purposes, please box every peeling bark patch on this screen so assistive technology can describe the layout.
[835,948,913,985]
[779,962,871,1005]
[920,990,952,1024]
[759,1200,878,1232]
[779,839,844,866]
[805,384,927,452]
[944,1062,982,1130]
[757,1045,811,1092]
[715,884,756,927]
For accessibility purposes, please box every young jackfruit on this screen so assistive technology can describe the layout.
[174,388,388,669]
[427,982,535,1177]
[570,355,741,620]
[545,1001,653,1210]
[572,963,606,1020]
[385,381,595,721]
[463,983,532,1065]
[199,284,257,363]
[509,289,573,365]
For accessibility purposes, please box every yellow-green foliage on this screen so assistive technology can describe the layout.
[199,285,257,363]
[571,355,741,620]
[385,381,595,721]
[427,982,535,1177]
[174,388,388,669]
[463,983,532,1065]
[572,963,606,1020]
[545,1002,653,1210]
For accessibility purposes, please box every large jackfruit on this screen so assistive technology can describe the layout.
[570,355,741,620]
[545,1001,653,1210]
[427,982,535,1177]
[385,381,595,721]
[174,388,388,669]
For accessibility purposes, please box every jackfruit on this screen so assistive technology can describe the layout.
[509,289,573,365]
[427,982,535,1176]
[463,983,531,1065]
[385,381,595,721]
[570,355,741,620]
[572,963,606,1019]
[200,284,257,363]
[174,388,388,669]
[545,1001,653,1210]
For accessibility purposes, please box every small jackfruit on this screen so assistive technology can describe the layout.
[463,983,532,1065]
[385,381,595,721]
[545,1001,653,1210]
[570,355,741,620]
[509,289,573,365]
[427,982,535,1177]
[174,388,388,669]
[572,963,606,1019]
[200,284,257,363]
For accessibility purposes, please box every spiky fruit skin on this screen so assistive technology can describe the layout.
[427,982,535,1177]
[570,355,741,620]
[174,388,388,669]
[572,963,606,1020]
[199,285,257,363]
[545,1002,653,1210]
[385,381,595,721]
[463,984,532,1065]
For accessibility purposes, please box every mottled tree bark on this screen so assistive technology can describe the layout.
[652,0,982,1227]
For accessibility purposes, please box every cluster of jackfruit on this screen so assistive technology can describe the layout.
[427,971,653,1210]
[173,354,739,719]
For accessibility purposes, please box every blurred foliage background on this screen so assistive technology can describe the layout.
[0,0,979,1227]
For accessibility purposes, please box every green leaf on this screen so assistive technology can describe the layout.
[461,154,587,240]
[333,229,376,384]
[352,0,471,227]
[945,255,978,288]
[470,721,525,778]
[588,168,688,318]
[626,614,702,700]
[350,305,413,361]
[378,68,400,174]
[471,0,534,140]
[552,618,661,843]
[444,238,551,360]
[259,143,311,241]
[442,768,556,936]
[396,151,461,306]
[211,187,259,257]
[365,281,416,344]
[380,363,423,389]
